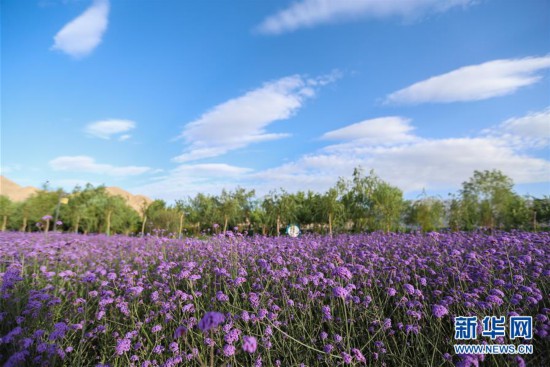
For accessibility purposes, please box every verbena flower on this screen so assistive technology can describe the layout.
[403,284,415,295]
[116,338,131,355]
[174,326,187,339]
[333,286,349,298]
[223,344,236,357]
[432,304,449,318]
[198,312,225,332]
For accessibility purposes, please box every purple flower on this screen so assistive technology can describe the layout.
[352,348,366,363]
[49,322,69,340]
[174,326,187,339]
[1,263,23,299]
[249,292,260,308]
[116,339,132,355]
[322,305,332,320]
[333,286,349,298]
[153,345,165,354]
[223,344,236,357]
[243,336,258,353]
[5,351,29,367]
[151,324,162,333]
[224,328,241,344]
[342,352,352,364]
[216,291,229,302]
[333,266,353,280]
[403,284,415,295]
[198,311,225,332]
[42,215,53,221]
[387,287,397,296]
[432,304,449,318]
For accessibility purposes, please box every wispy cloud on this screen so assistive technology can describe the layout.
[118,134,132,142]
[174,72,340,162]
[256,0,473,35]
[136,110,550,201]
[85,119,135,140]
[50,156,150,176]
[386,56,550,104]
[252,111,550,194]
[132,163,253,201]
[52,0,110,58]
[321,116,416,145]
[483,107,550,149]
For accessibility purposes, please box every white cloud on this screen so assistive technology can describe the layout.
[118,134,132,142]
[252,111,550,194]
[497,108,550,148]
[256,0,473,35]
[386,56,550,104]
[85,119,135,139]
[129,110,550,201]
[321,116,416,145]
[132,163,253,201]
[49,156,150,176]
[172,164,253,176]
[253,138,550,194]
[52,0,110,58]
[174,73,339,162]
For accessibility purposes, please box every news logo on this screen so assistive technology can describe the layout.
[454,315,533,340]
[453,315,534,355]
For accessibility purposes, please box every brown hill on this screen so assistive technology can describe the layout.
[0,176,152,214]
[0,176,39,202]
[105,186,152,214]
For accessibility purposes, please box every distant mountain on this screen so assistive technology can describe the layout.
[0,176,38,202]
[0,176,152,214]
[104,186,152,214]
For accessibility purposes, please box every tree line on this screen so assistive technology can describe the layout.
[0,168,548,236]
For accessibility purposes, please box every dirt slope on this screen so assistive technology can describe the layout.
[0,176,152,214]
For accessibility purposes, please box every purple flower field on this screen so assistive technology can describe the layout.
[0,231,549,366]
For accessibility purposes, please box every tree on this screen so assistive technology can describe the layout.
[532,196,550,230]
[13,200,32,232]
[0,196,14,231]
[337,167,403,232]
[139,199,151,236]
[174,199,190,238]
[24,190,60,231]
[250,202,269,235]
[232,187,255,231]
[64,184,95,233]
[218,189,239,233]
[460,170,519,230]
[406,195,445,232]
[371,181,404,232]
[145,199,181,235]
[187,193,217,234]
[337,167,380,231]
[316,188,344,236]
[262,189,298,236]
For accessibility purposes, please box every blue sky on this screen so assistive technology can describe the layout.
[2,0,550,202]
